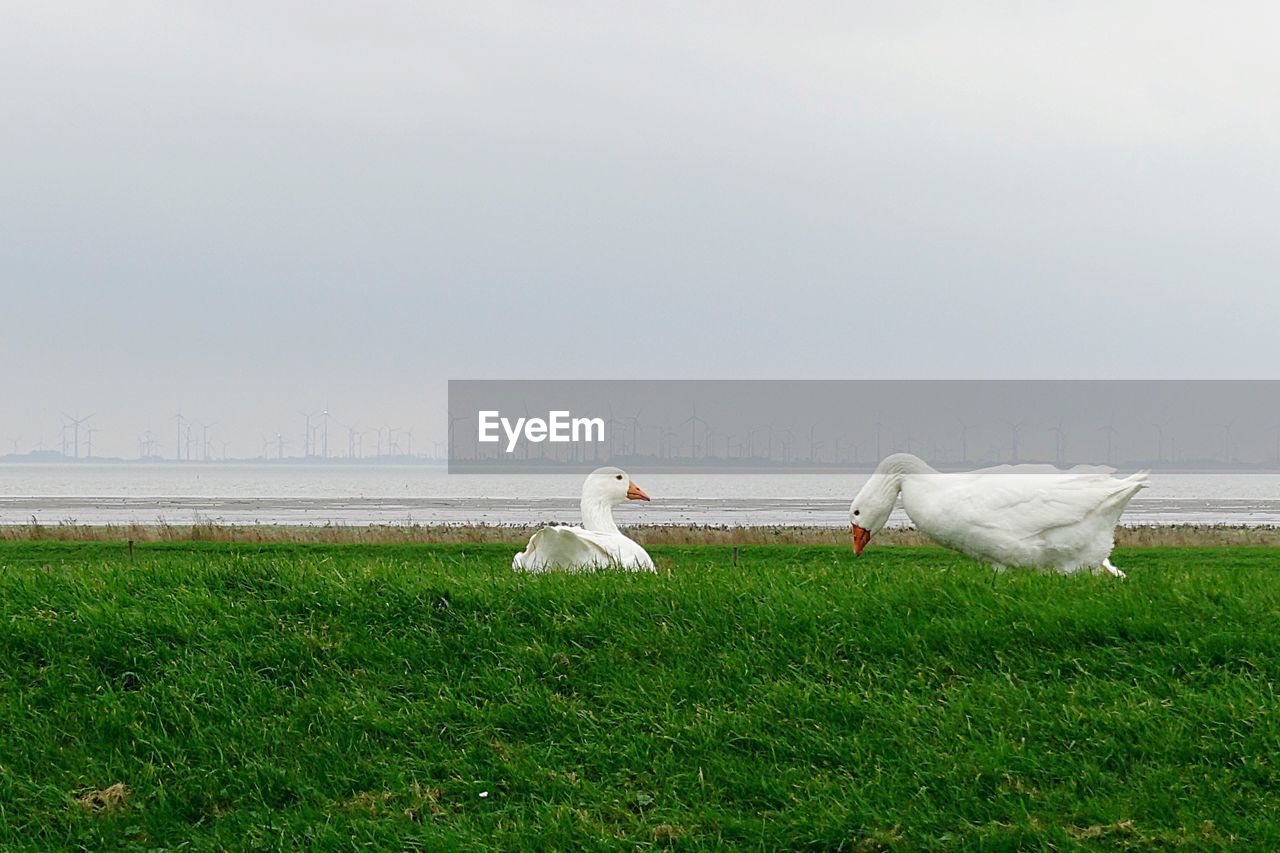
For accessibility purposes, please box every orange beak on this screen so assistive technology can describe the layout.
[852,524,871,556]
[626,481,650,501]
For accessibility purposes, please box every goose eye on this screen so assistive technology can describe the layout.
[616,474,623,480]
[853,510,860,516]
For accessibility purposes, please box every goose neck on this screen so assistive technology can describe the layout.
[879,453,937,478]
[581,497,621,535]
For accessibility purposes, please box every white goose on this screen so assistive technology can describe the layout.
[513,466,655,572]
[849,453,1148,576]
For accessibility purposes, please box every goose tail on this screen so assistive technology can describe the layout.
[1124,470,1151,490]
[1108,470,1149,514]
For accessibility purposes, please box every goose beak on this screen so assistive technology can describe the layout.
[852,524,871,556]
[626,481,650,501]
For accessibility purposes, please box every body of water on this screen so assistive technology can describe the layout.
[1,464,1278,527]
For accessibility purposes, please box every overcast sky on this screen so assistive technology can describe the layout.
[3,3,1278,458]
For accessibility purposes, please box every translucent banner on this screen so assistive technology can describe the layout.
[447,380,1280,474]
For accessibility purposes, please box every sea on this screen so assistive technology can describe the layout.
[1,464,1278,528]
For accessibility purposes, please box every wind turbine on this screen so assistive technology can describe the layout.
[172,408,185,460]
[1003,418,1027,463]
[706,426,724,459]
[321,406,330,459]
[447,412,469,460]
[84,426,99,459]
[61,412,94,460]
[808,425,823,463]
[200,422,217,462]
[680,405,709,459]
[624,410,643,458]
[1151,419,1170,464]
[298,411,316,457]
[139,429,159,459]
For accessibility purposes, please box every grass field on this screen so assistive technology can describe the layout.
[2,541,1278,849]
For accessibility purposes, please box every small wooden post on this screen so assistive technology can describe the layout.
[127,539,134,561]
[732,547,739,568]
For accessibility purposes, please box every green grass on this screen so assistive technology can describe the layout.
[1,541,1278,849]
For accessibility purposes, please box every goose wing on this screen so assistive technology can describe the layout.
[575,529,656,571]
[934,471,1147,540]
[513,526,612,572]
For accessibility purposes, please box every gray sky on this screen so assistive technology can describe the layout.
[4,3,1279,458]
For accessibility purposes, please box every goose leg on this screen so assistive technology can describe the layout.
[1101,558,1126,579]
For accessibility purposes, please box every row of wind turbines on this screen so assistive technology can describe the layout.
[9,409,1278,467]
[5,409,442,462]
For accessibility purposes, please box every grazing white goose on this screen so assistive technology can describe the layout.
[513,466,655,572]
[849,453,1148,576]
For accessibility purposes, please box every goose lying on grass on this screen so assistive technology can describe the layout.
[513,466,655,572]
[849,453,1148,576]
